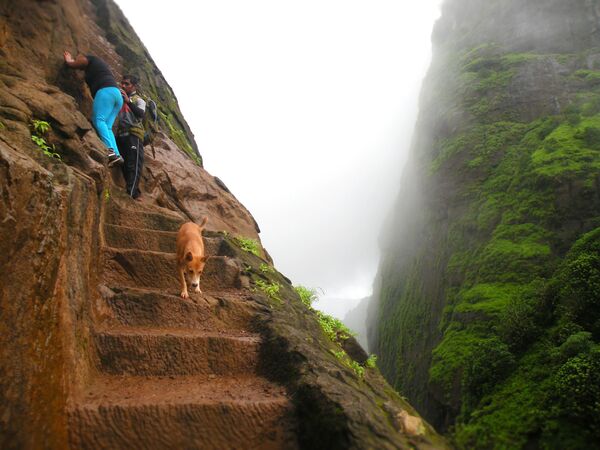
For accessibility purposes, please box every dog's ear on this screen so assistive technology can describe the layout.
[185,252,193,262]
[199,216,208,228]
[201,256,209,262]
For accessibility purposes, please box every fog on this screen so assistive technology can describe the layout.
[115,0,442,320]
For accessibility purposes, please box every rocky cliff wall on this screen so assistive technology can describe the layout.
[371,0,600,447]
[0,0,258,447]
[0,1,448,448]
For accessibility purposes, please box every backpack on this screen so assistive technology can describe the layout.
[141,97,158,145]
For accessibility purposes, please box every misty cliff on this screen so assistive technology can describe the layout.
[370,0,600,448]
[0,1,448,448]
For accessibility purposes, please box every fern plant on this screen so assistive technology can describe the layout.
[30,119,60,160]
[32,119,50,134]
[235,236,261,256]
[294,285,319,308]
[254,279,282,303]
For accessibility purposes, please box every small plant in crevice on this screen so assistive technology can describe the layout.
[32,119,51,134]
[365,354,378,369]
[331,349,366,379]
[294,285,319,308]
[103,188,111,202]
[348,359,365,378]
[0,120,5,131]
[234,236,261,256]
[316,310,353,341]
[296,284,374,380]
[295,284,353,340]
[253,279,282,304]
[259,263,275,274]
[30,119,61,160]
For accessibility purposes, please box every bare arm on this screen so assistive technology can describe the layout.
[63,51,88,69]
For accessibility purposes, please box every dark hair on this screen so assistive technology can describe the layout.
[122,74,139,87]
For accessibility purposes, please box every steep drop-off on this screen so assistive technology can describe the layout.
[370,0,600,448]
[0,1,447,448]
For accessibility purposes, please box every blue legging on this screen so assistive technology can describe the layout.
[92,87,123,155]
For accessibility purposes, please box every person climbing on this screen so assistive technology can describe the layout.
[116,75,145,200]
[63,51,124,166]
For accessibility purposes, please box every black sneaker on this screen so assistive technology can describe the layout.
[107,152,124,167]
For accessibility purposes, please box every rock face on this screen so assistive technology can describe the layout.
[370,0,600,448]
[0,0,447,448]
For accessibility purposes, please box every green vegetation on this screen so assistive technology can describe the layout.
[234,236,261,256]
[316,310,353,341]
[292,286,352,341]
[440,229,600,447]
[375,43,600,448]
[259,262,275,274]
[103,188,111,202]
[30,119,61,160]
[32,119,50,135]
[331,350,365,378]
[253,279,281,304]
[294,285,319,308]
[159,110,202,165]
[573,69,600,86]
[365,354,378,369]
[295,285,375,380]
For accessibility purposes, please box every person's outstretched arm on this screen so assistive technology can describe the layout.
[63,51,88,69]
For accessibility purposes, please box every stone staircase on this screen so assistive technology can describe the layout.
[68,198,298,449]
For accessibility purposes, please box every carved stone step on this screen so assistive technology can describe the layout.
[94,328,260,376]
[103,224,224,255]
[102,287,257,330]
[104,224,177,253]
[104,201,185,232]
[102,248,241,291]
[69,375,298,449]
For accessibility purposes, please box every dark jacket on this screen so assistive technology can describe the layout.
[117,92,146,140]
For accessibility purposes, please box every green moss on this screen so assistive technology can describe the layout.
[573,69,600,86]
[501,52,541,66]
[159,111,202,165]
[477,232,551,283]
[461,337,515,416]
[430,327,485,396]
[453,353,549,449]
[531,116,600,180]
[431,121,527,173]
[377,41,600,448]
[554,227,600,332]
[452,283,522,317]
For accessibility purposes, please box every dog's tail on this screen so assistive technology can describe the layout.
[198,216,208,228]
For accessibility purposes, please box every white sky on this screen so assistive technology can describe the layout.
[115,0,442,319]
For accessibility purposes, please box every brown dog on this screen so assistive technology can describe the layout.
[176,218,208,298]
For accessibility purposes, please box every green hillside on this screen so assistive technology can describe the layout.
[371,1,600,447]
